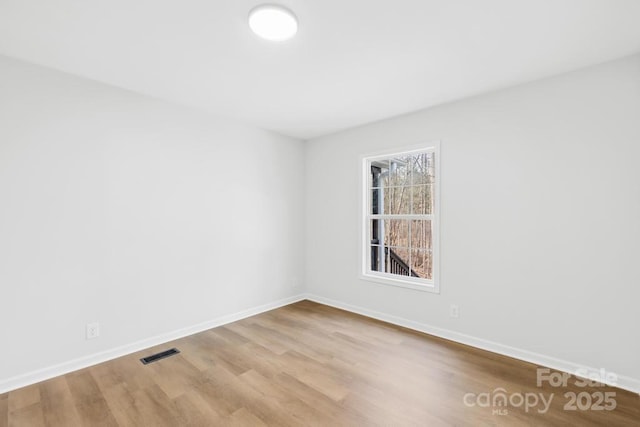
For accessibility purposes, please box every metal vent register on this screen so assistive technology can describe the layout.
[140,348,180,365]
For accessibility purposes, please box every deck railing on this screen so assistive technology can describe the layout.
[386,247,419,277]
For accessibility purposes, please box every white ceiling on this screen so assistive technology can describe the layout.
[1,1,640,140]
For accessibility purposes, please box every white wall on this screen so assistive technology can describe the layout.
[0,55,305,387]
[305,54,640,386]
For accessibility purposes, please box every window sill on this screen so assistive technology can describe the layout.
[360,272,440,293]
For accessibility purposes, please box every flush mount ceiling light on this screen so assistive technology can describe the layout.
[249,4,298,41]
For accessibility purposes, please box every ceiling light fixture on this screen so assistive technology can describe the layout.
[249,4,298,41]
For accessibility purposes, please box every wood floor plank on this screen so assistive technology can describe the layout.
[5,300,640,426]
[98,382,144,427]
[129,385,181,427]
[173,391,224,426]
[0,394,8,427]
[65,371,119,427]
[277,350,351,401]
[210,326,250,347]
[224,321,291,355]
[7,402,45,427]
[38,377,82,427]
[227,407,268,427]
[239,369,339,426]
[143,353,204,400]
[270,371,370,426]
[7,384,39,414]
[189,365,245,417]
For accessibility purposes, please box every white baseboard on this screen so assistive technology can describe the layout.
[304,293,640,395]
[0,294,306,394]
[4,293,638,396]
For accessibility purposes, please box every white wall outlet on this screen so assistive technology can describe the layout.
[450,304,460,318]
[86,322,100,340]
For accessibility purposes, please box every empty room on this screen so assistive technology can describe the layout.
[1,1,639,425]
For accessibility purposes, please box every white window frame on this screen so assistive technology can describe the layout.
[359,142,440,293]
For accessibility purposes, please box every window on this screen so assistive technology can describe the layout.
[361,143,440,292]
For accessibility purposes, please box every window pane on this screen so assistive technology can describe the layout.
[386,184,410,214]
[370,245,384,272]
[370,160,388,215]
[410,152,435,185]
[410,220,432,251]
[384,219,409,247]
[410,248,433,279]
[370,219,382,244]
[370,160,389,188]
[371,187,384,215]
[390,156,411,187]
[411,185,433,215]
[387,247,412,276]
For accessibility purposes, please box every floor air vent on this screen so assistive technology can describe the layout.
[140,348,180,365]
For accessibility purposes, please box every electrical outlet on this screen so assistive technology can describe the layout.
[86,322,100,340]
[450,304,460,318]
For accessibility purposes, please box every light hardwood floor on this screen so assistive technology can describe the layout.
[1,300,639,426]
